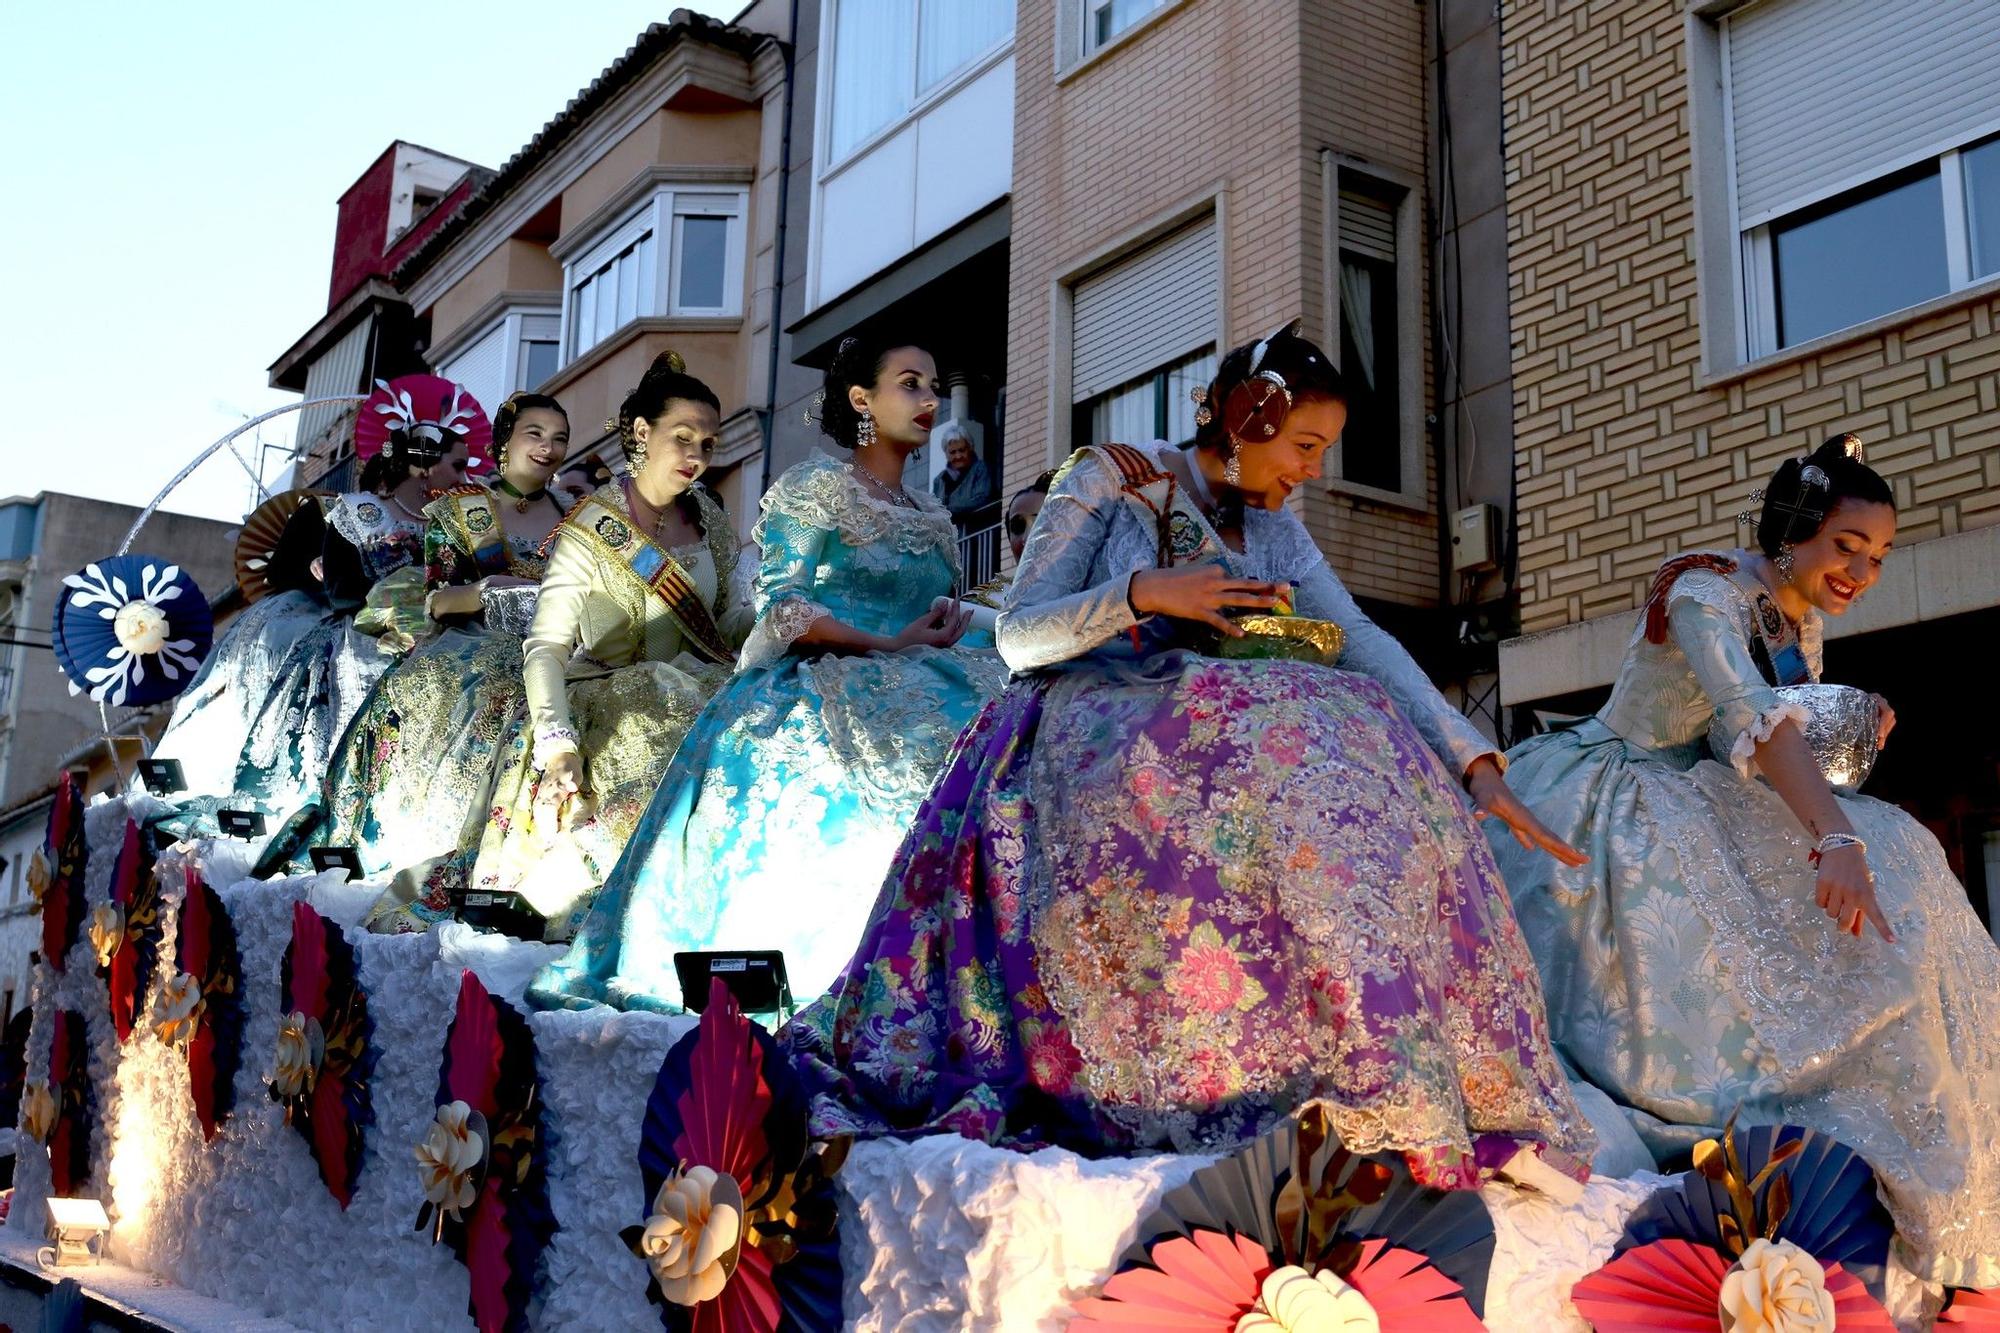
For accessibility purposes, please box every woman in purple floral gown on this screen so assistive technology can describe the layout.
[784,326,1596,1188]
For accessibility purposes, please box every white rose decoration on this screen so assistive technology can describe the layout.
[26,848,49,907]
[113,599,170,656]
[88,901,126,968]
[1719,1238,1836,1333]
[20,1081,59,1144]
[640,1165,745,1306]
[271,1011,324,1099]
[1234,1265,1380,1332]
[414,1100,486,1221]
[155,972,205,1046]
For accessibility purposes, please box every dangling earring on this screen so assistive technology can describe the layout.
[1775,544,1795,582]
[627,429,647,472]
[1223,438,1242,487]
[857,409,877,449]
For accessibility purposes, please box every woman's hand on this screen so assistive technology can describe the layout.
[1466,756,1589,867]
[1128,566,1284,637]
[1815,843,1893,941]
[1871,693,1896,750]
[536,751,590,832]
[893,598,972,650]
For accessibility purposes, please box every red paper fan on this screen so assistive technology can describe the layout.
[1071,1229,1270,1329]
[274,900,375,1208]
[354,375,492,473]
[171,865,244,1142]
[1345,1240,1488,1330]
[1943,1288,2000,1323]
[101,818,163,1043]
[1569,1237,1894,1332]
[235,489,328,603]
[38,772,87,974]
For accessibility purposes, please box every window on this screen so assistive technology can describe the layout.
[1324,160,1423,504]
[1717,0,2000,358]
[437,306,562,419]
[1083,0,1166,56]
[825,0,1014,163]
[560,187,747,361]
[1080,347,1216,447]
[1069,216,1219,449]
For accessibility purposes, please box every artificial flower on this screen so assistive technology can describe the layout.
[271,1011,323,1099]
[1235,1265,1381,1332]
[87,902,126,968]
[1719,1238,1836,1333]
[639,1165,744,1306]
[154,972,204,1046]
[113,599,170,656]
[20,1081,58,1144]
[26,848,49,907]
[414,1100,485,1222]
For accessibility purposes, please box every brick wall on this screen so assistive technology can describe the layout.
[1503,0,2000,633]
[1006,0,1446,606]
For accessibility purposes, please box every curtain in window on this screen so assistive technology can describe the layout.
[829,0,915,161]
[1162,349,1217,443]
[1338,260,1377,391]
[917,0,1013,93]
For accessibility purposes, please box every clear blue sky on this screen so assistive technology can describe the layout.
[0,0,739,526]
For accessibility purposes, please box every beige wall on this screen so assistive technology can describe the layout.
[1007,0,1446,606]
[430,240,563,351]
[542,326,748,458]
[557,107,761,237]
[1503,0,2000,637]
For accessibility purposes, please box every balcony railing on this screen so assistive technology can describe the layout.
[956,501,1003,589]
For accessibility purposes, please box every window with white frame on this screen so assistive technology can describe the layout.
[1326,160,1422,503]
[437,306,562,421]
[1722,0,2000,359]
[561,186,747,361]
[1070,217,1218,447]
[1082,0,1167,56]
[825,0,1015,164]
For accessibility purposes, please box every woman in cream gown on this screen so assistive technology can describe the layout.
[370,354,751,938]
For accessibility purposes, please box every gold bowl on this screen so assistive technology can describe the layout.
[1213,615,1345,667]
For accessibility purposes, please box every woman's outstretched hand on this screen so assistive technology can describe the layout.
[1871,693,1897,750]
[1466,756,1589,867]
[1129,565,1284,637]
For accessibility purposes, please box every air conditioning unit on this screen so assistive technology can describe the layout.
[1449,503,1500,574]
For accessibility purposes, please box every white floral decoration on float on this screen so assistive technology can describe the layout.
[154,971,205,1047]
[59,560,205,705]
[1234,1265,1381,1331]
[413,1100,488,1229]
[270,1010,325,1101]
[638,1164,745,1306]
[87,901,127,968]
[1718,1238,1835,1333]
[20,1080,59,1144]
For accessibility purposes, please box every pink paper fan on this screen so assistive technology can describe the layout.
[1070,1230,1270,1330]
[1570,1238,1893,1332]
[1942,1288,2000,1323]
[1347,1239,1487,1331]
[354,374,493,473]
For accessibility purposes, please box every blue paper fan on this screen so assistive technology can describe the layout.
[52,555,213,708]
[1620,1121,1894,1296]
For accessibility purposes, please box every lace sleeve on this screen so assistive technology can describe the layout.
[1665,576,1806,779]
[1286,519,1498,777]
[736,468,835,671]
[522,529,593,767]
[994,450,1142,673]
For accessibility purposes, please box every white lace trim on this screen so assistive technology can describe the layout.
[532,725,581,769]
[1728,700,1813,780]
[738,594,831,672]
[755,453,959,562]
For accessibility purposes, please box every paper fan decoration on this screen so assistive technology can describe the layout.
[415,971,553,1333]
[34,772,88,974]
[355,374,492,473]
[1943,1288,2000,1323]
[52,554,213,708]
[157,864,244,1142]
[1570,1236,1892,1331]
[271,900,375,1208]
[623,977,847,1332]
[235,489,328,602]
[1621,1118,1894,1297]
[27,1009,96,1197]
[1074,1104,1492,1330]
[93,818,164,1043]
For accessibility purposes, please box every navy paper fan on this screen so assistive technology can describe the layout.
[52,555,213,707]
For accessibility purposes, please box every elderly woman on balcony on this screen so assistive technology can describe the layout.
[929,419,995,521]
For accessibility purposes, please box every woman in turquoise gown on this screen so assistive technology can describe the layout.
[282,395,573,877]
[1489,436,2000,1283]
[528,335,1006,1013]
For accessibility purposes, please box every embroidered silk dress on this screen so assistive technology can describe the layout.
[1489,549,2000,1285]
[780,441,1593,1184]
[527,454,1007,1014]
[368,483,751,937]
[299,485,565,878]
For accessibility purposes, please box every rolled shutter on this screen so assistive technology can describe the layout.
[1072,218,1218,402]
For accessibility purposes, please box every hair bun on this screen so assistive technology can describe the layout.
[647,350,688,378]
[1807,432,1865,467]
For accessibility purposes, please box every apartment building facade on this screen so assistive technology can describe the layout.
[1498,0,2000,914]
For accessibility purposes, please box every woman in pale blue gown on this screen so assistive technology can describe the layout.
[1490,436,2000,1284]
[528,334,1006,1013]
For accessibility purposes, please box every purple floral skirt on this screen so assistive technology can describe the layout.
[783,653,1592,1186]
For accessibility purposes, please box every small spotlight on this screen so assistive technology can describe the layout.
[41,1196,110,1267]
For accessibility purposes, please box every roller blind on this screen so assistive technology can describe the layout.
[1728,0,2000,226]
[1338,189,1396,262]
[1072,218,1217,402]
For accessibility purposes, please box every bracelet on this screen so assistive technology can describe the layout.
[1808,832,1866,865]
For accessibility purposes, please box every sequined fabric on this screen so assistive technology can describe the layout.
[526,455,1005,1013]
[780,443,1591,1184]
[1494,550,2000,1285]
